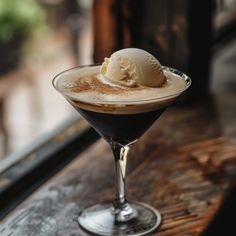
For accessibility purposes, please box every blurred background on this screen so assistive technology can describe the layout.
[0,0,235,160]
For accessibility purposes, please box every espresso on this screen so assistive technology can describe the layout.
[54,65,189,144]
[76,107,165,145]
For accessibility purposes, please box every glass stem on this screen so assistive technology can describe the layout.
[111,142,137,222]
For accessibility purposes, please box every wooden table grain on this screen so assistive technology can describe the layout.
[1,103,236,236]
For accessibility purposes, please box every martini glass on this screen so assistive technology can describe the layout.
[53,65,191,236]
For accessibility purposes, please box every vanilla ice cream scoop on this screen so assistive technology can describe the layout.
[101,48,166,87]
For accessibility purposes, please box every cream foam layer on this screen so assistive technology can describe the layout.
[55,65,189,114]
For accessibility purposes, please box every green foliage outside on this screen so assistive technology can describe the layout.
[0,0,46,43]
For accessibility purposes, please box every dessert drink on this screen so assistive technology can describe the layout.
[56,49,189,145]
[53,48,191,236]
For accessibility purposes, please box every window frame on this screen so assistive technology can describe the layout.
[0,115,99,219]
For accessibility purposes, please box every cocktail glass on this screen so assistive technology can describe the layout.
[53,65,191,236]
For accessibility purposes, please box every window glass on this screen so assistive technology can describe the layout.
[0,0,93,160]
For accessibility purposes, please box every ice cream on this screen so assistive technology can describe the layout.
[55,48,190,114]
[101,48,166,88]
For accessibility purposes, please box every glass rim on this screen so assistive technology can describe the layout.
[52,64,191,105]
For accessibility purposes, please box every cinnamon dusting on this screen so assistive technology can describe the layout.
[69,75,144,95]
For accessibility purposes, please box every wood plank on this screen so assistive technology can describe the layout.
[1,104,235,235]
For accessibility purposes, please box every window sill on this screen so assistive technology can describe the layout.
[0,115,99,219]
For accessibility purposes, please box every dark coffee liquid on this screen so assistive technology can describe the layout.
[75,107,166,145]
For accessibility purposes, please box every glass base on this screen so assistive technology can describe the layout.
[78,202,161,236]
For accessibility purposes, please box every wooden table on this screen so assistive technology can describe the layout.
[1,102,236,235]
